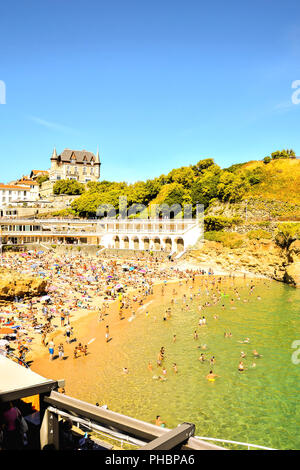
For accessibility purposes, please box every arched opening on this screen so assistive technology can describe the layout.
[123,236,129,249]
[132,236,140,250]
[114,236,120,249]
[143,237,150,250]
[153,237,161,251]
[176,237,184,252]
[164,238,172,252]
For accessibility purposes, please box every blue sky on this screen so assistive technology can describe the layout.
[1,0,300,183]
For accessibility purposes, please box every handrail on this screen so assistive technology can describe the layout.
[194,435,276,450]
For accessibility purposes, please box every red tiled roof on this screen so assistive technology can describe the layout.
[0,185,30,190]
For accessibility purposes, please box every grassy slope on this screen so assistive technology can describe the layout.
[240,159,300,204]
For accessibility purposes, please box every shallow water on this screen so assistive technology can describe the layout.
[81,278,300,450]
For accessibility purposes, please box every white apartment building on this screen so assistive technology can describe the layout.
[0,182,39,213]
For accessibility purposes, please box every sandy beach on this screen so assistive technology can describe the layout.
[0,248,264,403]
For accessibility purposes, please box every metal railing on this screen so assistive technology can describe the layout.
[194,435,276,450]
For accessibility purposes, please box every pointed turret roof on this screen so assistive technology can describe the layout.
[51,147,57,160]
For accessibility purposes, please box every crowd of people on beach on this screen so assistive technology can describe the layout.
[0,247,266,433]
[0,249,203,367]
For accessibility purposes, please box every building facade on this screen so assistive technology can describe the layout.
[0,182,39,215]
[0,218,203,253]
[49,148,101,183]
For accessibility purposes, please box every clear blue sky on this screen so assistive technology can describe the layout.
[1,0,300,183]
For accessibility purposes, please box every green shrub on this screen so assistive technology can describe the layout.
[204,216,242,231]
[275,223,300,248]
[204,231,244,248]
[247,229,272,240]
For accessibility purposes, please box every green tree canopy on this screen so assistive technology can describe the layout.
[53,179,85,195]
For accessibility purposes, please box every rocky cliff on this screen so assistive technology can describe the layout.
[184,239,300,287]
[0,271,47,300]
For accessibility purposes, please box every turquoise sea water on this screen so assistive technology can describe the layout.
[88,279,300,450]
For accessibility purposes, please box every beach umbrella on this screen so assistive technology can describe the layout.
[139,269,146,273]
[106,275,113,279]
[31,264,38,268]
[37,251,44,255]
[129,267,135,271]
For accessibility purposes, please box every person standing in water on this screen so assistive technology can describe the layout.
[206,370,219,381]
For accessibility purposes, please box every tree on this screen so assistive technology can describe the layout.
[167,166,195,188]
[36,175,49,186]
[190,165,221,209]
[53,179,85,195]
[217,172,250,202]
[149,183,190,217]
[271,149,296,160]
[192,158,215,176]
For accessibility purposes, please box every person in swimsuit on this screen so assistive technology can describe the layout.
[206,371,219,381]
[155,416,166,427]
[48,340,54,361]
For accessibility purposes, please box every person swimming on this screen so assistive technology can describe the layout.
[252,349,262,358]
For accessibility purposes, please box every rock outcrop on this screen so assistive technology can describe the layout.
[183,239,300,287]
[0,271,47,300]
[284,240,300,287]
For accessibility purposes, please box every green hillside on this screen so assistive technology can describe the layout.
[51,151,300,221]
